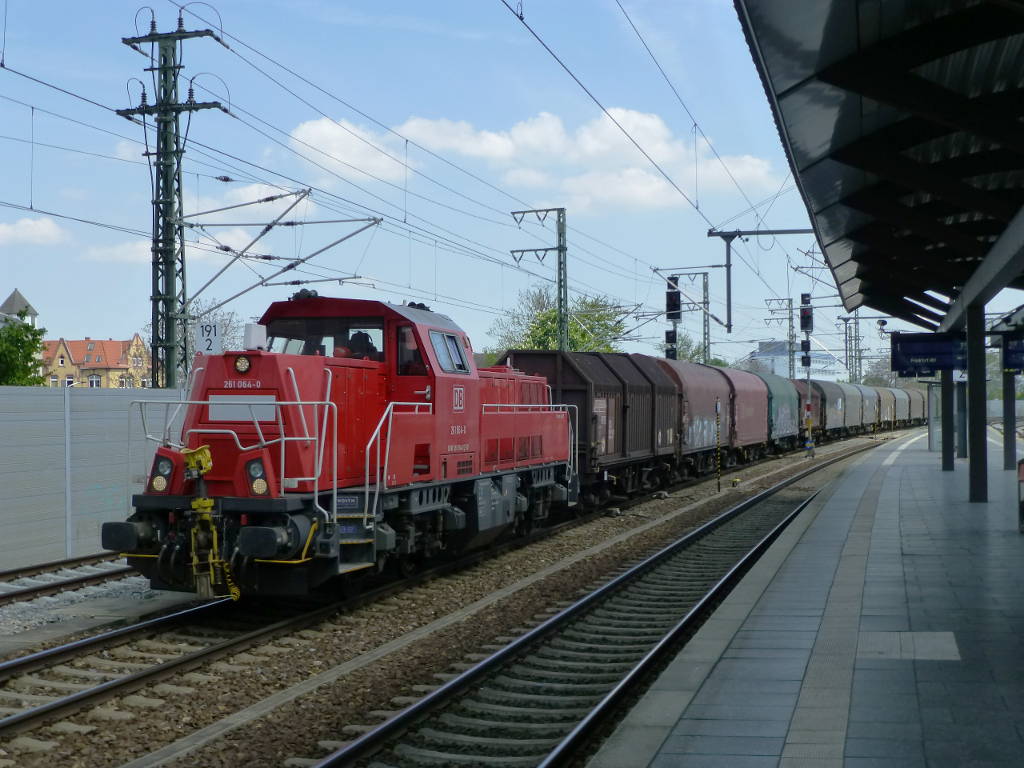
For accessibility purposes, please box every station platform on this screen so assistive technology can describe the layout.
[589,433,1024,768]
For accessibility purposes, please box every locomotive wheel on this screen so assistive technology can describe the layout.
[395,554,420,579]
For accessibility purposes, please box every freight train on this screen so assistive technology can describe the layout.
[102,294,923,598]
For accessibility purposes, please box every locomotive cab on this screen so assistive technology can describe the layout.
[104,294,576,598]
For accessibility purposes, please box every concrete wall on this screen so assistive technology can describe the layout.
[0,387,183,569]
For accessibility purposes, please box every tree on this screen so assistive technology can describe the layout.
[486,286,628,356]
[141,297,245,372]
[0,311,46,386]
[860,356,895,387]
[656,332,729,367]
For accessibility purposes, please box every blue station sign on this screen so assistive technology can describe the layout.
[1004,336,1024,373]
[890,332,966,377]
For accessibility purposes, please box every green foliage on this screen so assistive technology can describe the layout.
[657,332,727,366]
[487,286,627,354]
[0,311,46,386]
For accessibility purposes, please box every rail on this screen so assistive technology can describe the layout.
[314,438,886,767]
[132,389,339,523]
[363,401,433,522]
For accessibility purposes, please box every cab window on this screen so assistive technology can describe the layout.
[429,330,469,374]
[397,326,428,376]
[267,317,384,361]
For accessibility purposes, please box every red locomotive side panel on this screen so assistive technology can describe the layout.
[478,366,570,473]
[247,295,570,492]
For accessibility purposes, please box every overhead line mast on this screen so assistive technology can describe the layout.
[117,13,226,388]
[512,208,568,351]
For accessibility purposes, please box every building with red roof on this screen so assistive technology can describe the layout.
[41,334,151,388]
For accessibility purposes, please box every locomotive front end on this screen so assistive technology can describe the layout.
[103,346,347,598]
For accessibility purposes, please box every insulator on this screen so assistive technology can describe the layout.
[215,176,232,183]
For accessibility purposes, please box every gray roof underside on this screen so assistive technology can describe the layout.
[734,0,1024,330]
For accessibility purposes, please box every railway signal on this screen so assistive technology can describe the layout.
[799,306,813,333]
[666,276,681,321]
[800,293,815,457]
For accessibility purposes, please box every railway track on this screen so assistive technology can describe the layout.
[0,433,904,761]
[0,596,331,734]
[0,554,134,607]
[0,501,635,738]
[310,441,879,768]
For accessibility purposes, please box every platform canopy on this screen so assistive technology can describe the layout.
[735,1,1024,331]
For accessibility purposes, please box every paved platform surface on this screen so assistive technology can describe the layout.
[589,434,1024,768]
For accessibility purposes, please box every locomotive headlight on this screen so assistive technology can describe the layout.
[156,457,173,477]
[234,355,251,374]
[251,478,269,495]
[151,475,168,492]
[247,460,265,479]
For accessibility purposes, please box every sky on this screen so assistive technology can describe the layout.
[1,0,1019,376]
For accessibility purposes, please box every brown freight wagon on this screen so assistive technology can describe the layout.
[712,366,770,462]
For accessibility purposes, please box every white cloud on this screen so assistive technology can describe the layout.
[114,140,141,161]
[84,240,151,263]
[280,108,779,213]
[0,217,69,246]
[391,108,781,210]
[290,118,406,183]
[563,169,684,212]
[399,117,517,161]
[85,238,235,264]
[502,168,552,188]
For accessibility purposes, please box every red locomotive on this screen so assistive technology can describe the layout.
[103,293,576,597]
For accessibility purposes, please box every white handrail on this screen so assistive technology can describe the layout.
[285,367,311,444]
[163,366,204,441]
[363,401,433,522]
[132,396,338,521]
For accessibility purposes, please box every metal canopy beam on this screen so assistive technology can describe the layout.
[842,191,988,258]
[833,144,1018,222]
[736,0,1024,325]
[821,68,1024,158]
[859,293,940,330]
[839,236,969,290]
[836,255,959,299]
[939,204,1024,331]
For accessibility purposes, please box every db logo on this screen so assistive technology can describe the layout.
[452,386,465,412]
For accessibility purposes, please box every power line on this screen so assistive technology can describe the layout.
[498,0,711,227]
[1,61,654,323]
[0,92,264,184]
[172,0,704,281]
[0,199,148,236]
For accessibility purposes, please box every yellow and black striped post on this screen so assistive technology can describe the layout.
[716,397,722,493]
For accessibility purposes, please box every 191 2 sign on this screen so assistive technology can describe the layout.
[195,322,222,355]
